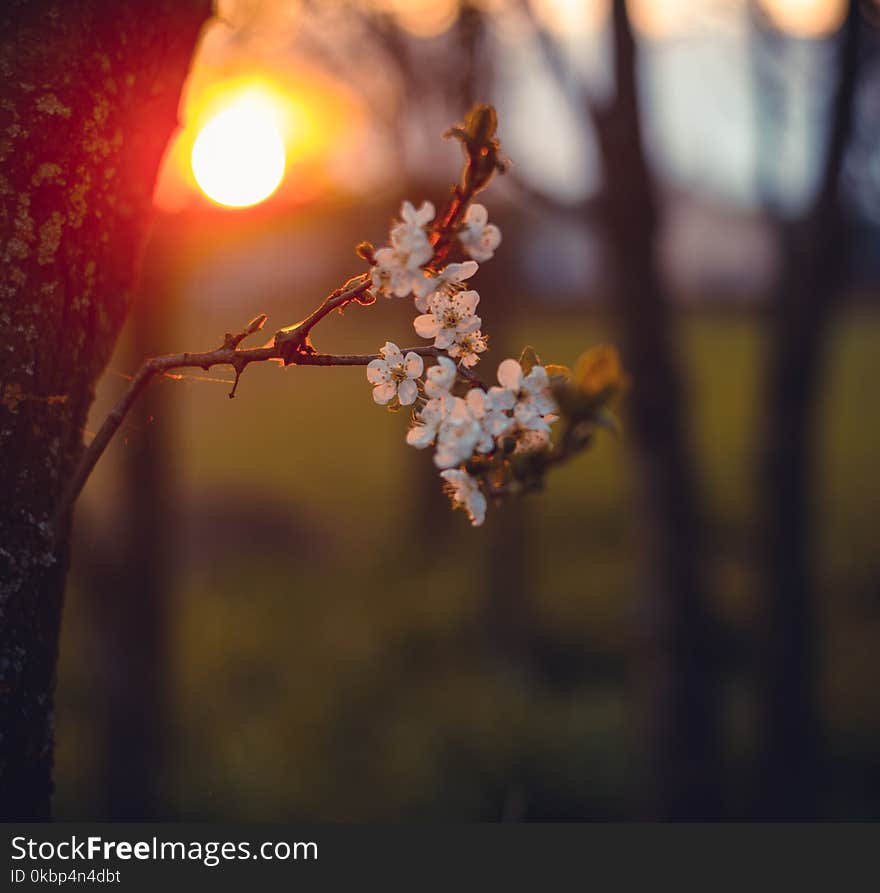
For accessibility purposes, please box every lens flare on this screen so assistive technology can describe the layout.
[191,94,286,208]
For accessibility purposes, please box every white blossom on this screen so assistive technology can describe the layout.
[512,428,552,455]
[496,359,558,432]
[458,204,501,262]
[390,201,434,267]
[371,200,434,298]
[406,357,461,450]
[433,396,484,469]
[396,199,435,230]
[406,397,450,449]
[424,355,457,399]
[366,341,424,406]
[413,289,481,350]
[413,260,479,311]
[440,469,487,527]
[360,189,565,527]
[447,330,488,368]
[465,386,515,440]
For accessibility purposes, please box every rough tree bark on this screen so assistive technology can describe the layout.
[755,0,861,819]
[593,0,723,819]
[0,0,209,820]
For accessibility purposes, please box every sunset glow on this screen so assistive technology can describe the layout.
[190,93,286,208]
[153,66,360,212]
[759,0,847,38]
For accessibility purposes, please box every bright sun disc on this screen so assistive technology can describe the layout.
[191,96,286,207]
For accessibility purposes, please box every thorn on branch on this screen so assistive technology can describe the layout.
[228,359,246,399]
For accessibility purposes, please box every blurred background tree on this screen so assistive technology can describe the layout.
[752,0,866,820]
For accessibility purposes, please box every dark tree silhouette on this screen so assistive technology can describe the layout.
[520,0,724,818]
[0,0,209,819]
[755,0,863,819]
[592,0,723,819]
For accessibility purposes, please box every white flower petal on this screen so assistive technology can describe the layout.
[488,386,516,411]
[465,204,488,226]
[409,240,433,268]
[455,314,481,335]
[435,356,457,377]
[400,200,417,223]
[433,445,459,469]
[407,424,435,448]
[523,365,549,392]
[487,413,514,437]
[467,488,487,526]
[483,223,501,250]
[380,341,402,362]
[465,388,487,416]
[414,314,441,339]
[373,382,397,405]
[425,357,457,398]
[412,272,437,300]
[476,430,494,453]
[533,393,558,416]
[434,329,455,350]
[366,358,390,384]
[415,200,435,226]
[456,290,480,316]
[413,291,434,313]
[450,260,478,281]
[403,352,424,378]
[397,378,418,406]
[497,358,522,390]
[523,412,551,432]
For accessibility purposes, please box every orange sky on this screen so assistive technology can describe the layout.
[154,0,857,212]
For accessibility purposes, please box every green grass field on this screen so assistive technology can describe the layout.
[55,305,880,819]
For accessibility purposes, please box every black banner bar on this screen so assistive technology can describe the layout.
[4,823,877,890]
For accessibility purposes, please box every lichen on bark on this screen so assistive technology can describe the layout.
[0,0,210,819]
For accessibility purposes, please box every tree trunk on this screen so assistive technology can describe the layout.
[0,0,209,820]
[756,0,861,819]
[593,0,723,819]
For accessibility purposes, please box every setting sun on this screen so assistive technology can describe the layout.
[191,93,286,208]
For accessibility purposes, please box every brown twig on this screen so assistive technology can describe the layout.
[53,106,504,530]
[272,273,372,362]
[53,334,484,528]
[294,347,484,382]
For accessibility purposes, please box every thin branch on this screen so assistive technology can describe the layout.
[54,336,276,526]
[295,347,484,382]
[272,273,372,360]
[54,106,504,530]
[54,338,484,527]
